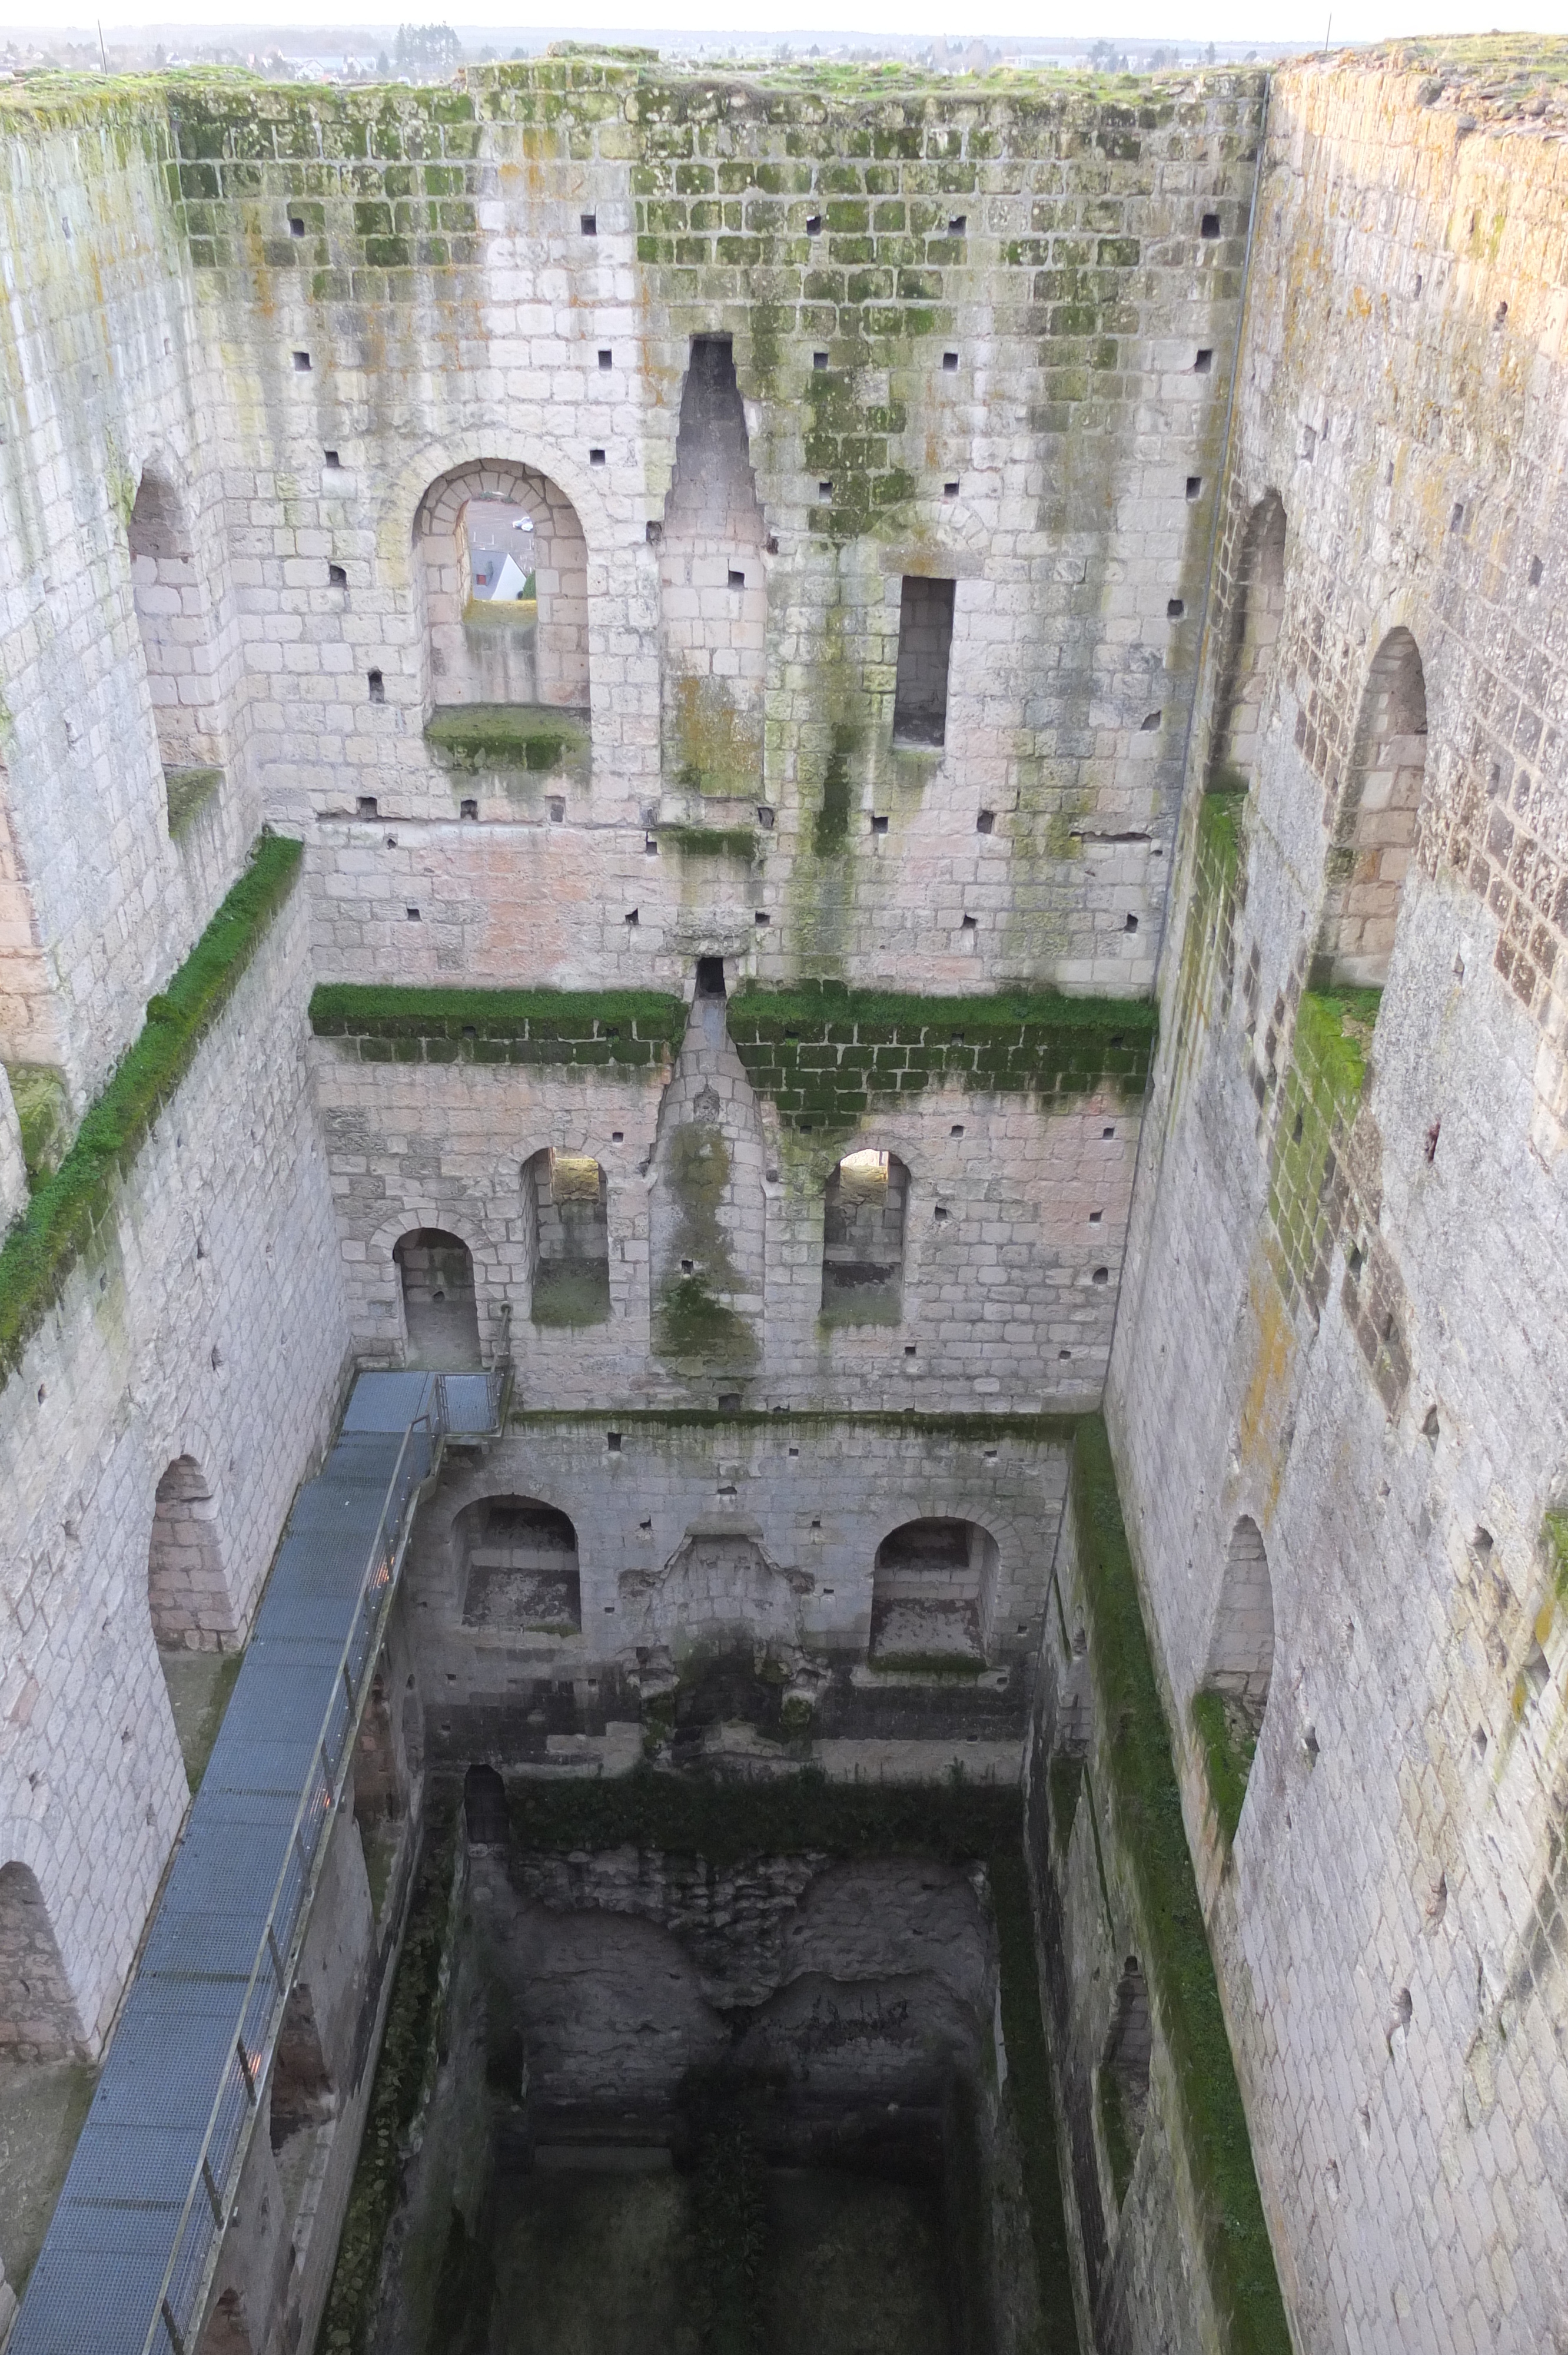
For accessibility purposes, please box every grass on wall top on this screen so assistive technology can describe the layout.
[1072,1415,1291,2354]
[309,983,687,1062]
[0,834,303,1387]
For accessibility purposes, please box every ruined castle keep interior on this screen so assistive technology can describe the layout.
[1,34,1566,2355]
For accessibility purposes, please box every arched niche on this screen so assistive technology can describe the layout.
[0,1861,84,2059]
[416,460,589,714]
[820,1150,908,1325]
[128,465,225,777]
[1314,627,1427,989]
[658,336,768,794]
[148,1454,234,1653]
[394,1227,481,1369]
[524,1148,610,1327]
[463,1762,510,1845]
[1097,1954,1151,2209]
[1204,1515,1275,1727]
[455,1497,582,1636]
[1208,489,1286,794]
[870,1517,999,1667]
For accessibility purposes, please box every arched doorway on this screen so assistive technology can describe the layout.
[394,1228,481,1368]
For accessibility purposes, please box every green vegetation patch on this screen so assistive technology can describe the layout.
[1267,989,1379,1306]
[164,764,223,840]
[320,1815,459,2355]
[1191,1690,1255,1849]
[652,1273,760,1370]
[1097,2064,1137,2210]
[530,1263,612,1328]
[6,1064,71,1190]
[660,824,759,861]
[1171,784,1247,1070]
[1072,1416,1288,2353]
[424,703,589,772]
[727,982,1155,1130]
[310,984,685,1068]
[0,834,302,1386]
[1543,1510,1568,1604]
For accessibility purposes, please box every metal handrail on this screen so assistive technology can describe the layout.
[141,1385,447,2355]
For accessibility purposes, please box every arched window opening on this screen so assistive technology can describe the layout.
[1192,1515,1275,1846]
[524,1149,610,1327]
[394,1228,480,1369]
[455,1497,582,1636]
[463,1762,510,1845]
[148,1455,232,1652]
[128,467,224,787]
[0,1862,84,2060]
[871,1517,999,1668]
[268,1980,335,2150]
[820,1150,908,1325]
[1208,490,1286,794]
[1048,1625,1092,1853]
[197,2289,255,2355]
[1097,1956,1151,2210]
[416,461,589,717]
[659,336,768,795]
[1314,628,1427,989]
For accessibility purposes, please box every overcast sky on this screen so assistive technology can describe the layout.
[4,0,1566,46]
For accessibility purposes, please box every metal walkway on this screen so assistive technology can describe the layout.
[10,1368,506,2355]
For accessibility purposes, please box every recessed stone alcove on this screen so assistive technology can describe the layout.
[348,1779,1054,2355]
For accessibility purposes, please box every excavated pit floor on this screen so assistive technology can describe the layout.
[356,1782,1050,2355]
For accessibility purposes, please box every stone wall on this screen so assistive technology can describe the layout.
[8,58,1261,1007]
[0,92,261,1106]
[1108,51,1568,2354]
[310,994,1142,1411]
[401,1411,1068,1766]
[0,882,349,2049]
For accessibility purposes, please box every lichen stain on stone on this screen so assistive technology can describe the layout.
[1235,1258,1296,1524]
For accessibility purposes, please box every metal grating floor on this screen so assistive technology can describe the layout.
[9,1368,502,2355]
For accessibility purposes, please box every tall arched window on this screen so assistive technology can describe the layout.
[1097,1955,1151,2210]
[1208,490,1286,793]
[148,1455,234,1653]
[128,466,224,780]
[0,1861,83,2059]
[455,1497,582,1636]
[416,460,589,714]
[394,1228,480,1368]
[871,1517,998,1667]
[820,1150,908,1325]
[1314,628,1427,989]
[659,336,768,794]
[524,1149,610,1326]
[1192,1515,1275,1845]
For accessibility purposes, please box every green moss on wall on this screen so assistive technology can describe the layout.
[652,1273,760,1371]
[319,1815,460,2355]
[1096,2064,1137,2211]
[660,824,759,861]
[1191,1689,1255,1850]
[6,1064,71,1190]
[1071,1416,1289,2354]
[424,704,589,772]
[1171,784,1247,1072]
[727,981,1155,1129]
[0,834,302,1387]
[812,723,856,857]
[1266,989,1379,1306]
[310,984,685,1067]
[667,674,764,798]
[164,764,223,840]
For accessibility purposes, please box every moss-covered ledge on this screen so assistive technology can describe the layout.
[728,983,1157,1132]
[0,832,303,1384]
[1071,1417,1290,2353]
[423,703,590,775]
[308,984,686,1067]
